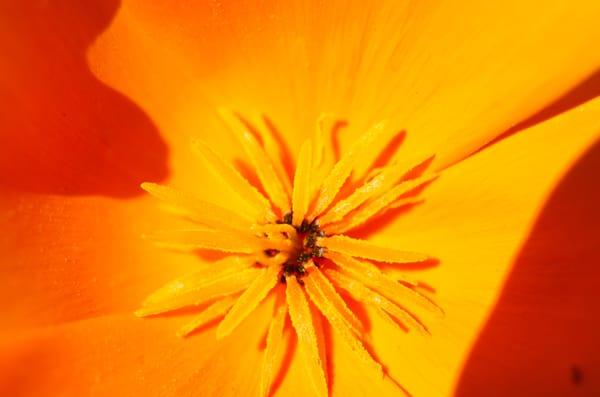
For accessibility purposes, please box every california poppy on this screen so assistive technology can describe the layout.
[1,1,600,397]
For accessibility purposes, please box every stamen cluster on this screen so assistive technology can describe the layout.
[137,111,440,397]
[275,212,327,284]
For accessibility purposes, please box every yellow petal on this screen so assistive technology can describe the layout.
[292,140,313,226]
[285,277,328,397]
[325,268,428,336]
[321,235,429,264]
[260,301,288,397]
[310,121,388,219]
[218,108,290,213]
[305,268,384,378]
[136,261,260,317]
[303,265,363,336]
[145,228,260,253]
[193,139,275,222]
[358,98,600,397]
[216,265,280,339]
[141,182,253,229]
[326,251,442,316]
[177,296,237,337]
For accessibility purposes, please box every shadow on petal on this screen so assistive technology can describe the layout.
[455,137,600,396]
[0,0,168,197]
[478,69,600,154]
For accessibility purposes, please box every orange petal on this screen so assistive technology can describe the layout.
[87,1,600,182]
[285,277,328,397]
[218,108,290,213]
[0,308,271,397]
[320,235,429,264]
[260,300,288,397]
[216,265,280,339]
[309,121,387,219]
[193,140,275,223]
[177,296,237,337]
[291,140,313,226]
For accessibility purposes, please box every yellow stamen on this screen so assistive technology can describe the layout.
[216,265,281,339]
[141,182,254,229]
[309,121,388,219]
[325,268,429,336]
[252,114,293,196]
[326,252,443,315]
[193,139,276,222]
[260,301,288,397]
[136,260,259,317]
[218,108,290,213]
[320,235,430,264]
[319,157,433,225]
[303,263,363,336]
[145,228,261,253]
[177,297,237,337]
[286,277,328,397]
[306,268,383,377]
[291,140,313,226]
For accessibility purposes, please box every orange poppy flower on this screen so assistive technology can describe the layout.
[1,1,600,397]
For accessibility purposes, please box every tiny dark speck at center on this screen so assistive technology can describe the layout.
[571,365,583,386]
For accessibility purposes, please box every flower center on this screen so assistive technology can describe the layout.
[267,212,327,285]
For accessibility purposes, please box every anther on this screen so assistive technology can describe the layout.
[312,246,326,258]
[281,212,293,225]
[299,219,310,233]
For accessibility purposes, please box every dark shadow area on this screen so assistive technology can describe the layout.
[0,0,168,197]
[455,138,600,396]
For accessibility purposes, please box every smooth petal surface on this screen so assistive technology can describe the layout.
[0,308,270,397]
[0,193,201,330]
